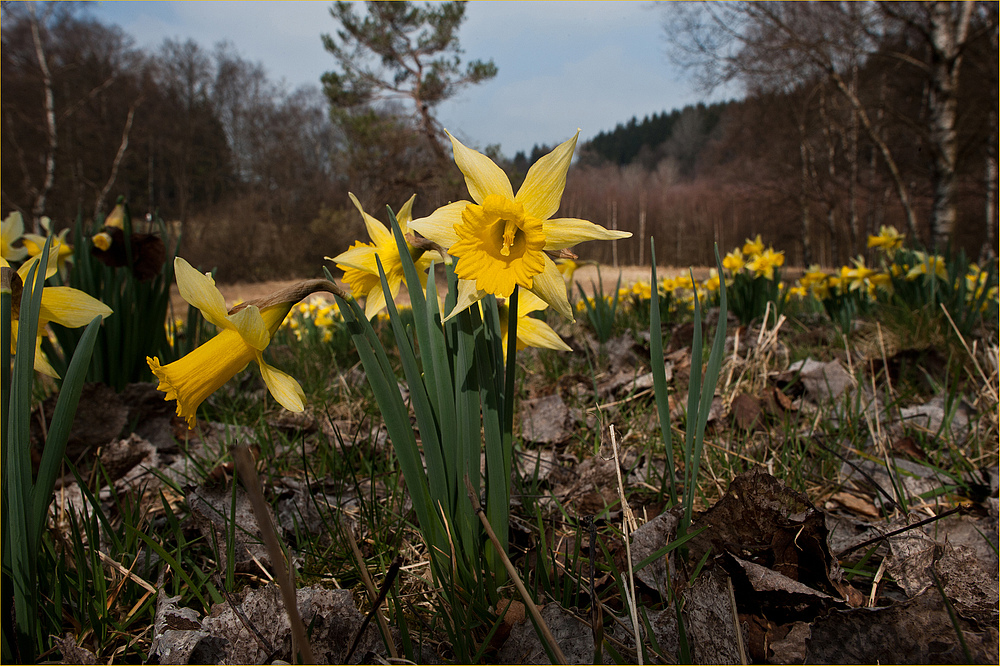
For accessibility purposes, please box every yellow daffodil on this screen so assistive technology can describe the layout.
[4,255,112,377]
[409,130,630,320]
[702,270,720,293]
[906,251,947,281]
[722,248,745,273]
[789,284,808,299]
[631,280,652,299]
[746,247,785,280]
[147,258,342,428]
[742,234,765,257]
[798,264,832,300]
[869,272,893,294]
[498,290,572,358]
[23,222,73,274]
[556,257,579,288]
[327,193,436,320]
[2,211,28,262]
[867,225,904,253]
[838,257,877,293]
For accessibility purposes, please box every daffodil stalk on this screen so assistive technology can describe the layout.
[3,236,106,661]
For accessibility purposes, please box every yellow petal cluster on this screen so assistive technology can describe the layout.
[328,193,436,320]
[409,130,630,320]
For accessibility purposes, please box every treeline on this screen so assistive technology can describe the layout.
[1,3,350,280]
[3,2,996,282]
[581,103,730,174]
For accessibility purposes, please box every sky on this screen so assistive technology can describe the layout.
[88,1,738,157]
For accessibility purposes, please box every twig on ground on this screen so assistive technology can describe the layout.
[342,518,400,661]
[231,443,315,665]
[610,424,643,665]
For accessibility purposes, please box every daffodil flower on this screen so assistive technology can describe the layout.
[4,255,112,377]
[746,247,785,280]
[905,251,947,281]
[328,193,436,320]
[23,220,74,274]
[867,225,904,253]
[2,211,28,262]
[742,234,765,257]
[722,248,745,273]
[409,130,630,320]
[498,290,572,358]
[147,258,342,428]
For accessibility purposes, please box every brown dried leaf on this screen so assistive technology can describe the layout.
[731,392,762,430]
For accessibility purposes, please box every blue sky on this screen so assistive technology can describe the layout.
[89,1,738,157]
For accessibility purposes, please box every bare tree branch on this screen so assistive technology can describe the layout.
[28,1,56,233]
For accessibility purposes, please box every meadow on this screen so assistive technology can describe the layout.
[3,185,998,663]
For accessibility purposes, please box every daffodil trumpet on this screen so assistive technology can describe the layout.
[147,257,346,428]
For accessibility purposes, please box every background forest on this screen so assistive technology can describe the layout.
[2,1,997,282]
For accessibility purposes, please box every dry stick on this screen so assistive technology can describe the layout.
[342,519,400,660]
[344,556,403,665]
[463,474,568,665]
[609,424,642,666]
[231,443,315,665]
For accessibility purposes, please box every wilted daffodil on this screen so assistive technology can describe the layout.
[328,193,437,320]
[409,130,630,320]
[2,211,28,262]
[3,255,113,377]
[147,257,344,428]
[498,290,572,358]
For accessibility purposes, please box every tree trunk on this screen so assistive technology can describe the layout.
[925,1,973,248]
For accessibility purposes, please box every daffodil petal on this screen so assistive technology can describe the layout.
[542,218,632,251]
[349,192,393,249]
[364,283,388,320]
[33,336,61,378]
[444,279,488,322]
[516,289,550,316]
[408,201,468,249]
[518,317,572,352]
[39,286,113,328]
[328,244,378,272]
[174,257,231,330]
[1,211,28,261]
[527,256,574,321]
[257,354,305,413]
[447,131,513,204]
[398,193,416,228]
[516,131,578,220]
[228,304,269,351]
